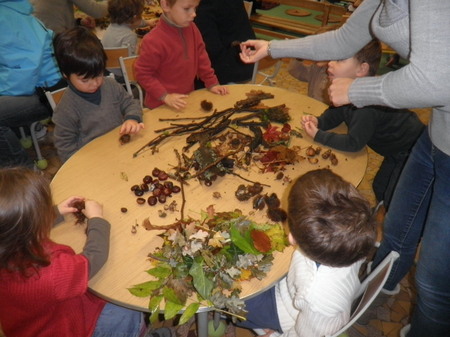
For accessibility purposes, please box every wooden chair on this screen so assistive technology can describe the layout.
[119,55,144,108]
[19,87,67,169]
[45,87,67,111]
[104,46,131,69]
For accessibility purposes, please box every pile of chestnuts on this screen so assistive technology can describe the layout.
[130,168,181,206]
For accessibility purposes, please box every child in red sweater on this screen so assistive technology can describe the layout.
[0,168,145,337]
[135,0,229,110]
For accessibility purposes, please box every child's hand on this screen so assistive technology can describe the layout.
[301,115,318,127]
[120,120,145,135]
[57,196,85,215]
[164,93,188,110]
[209,85,229,95]
[303,120,319,138]
[259,329,277,337]
[83,200,104,219]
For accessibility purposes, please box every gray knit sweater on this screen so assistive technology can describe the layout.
[53,77,142,163]
[270,0,450,156]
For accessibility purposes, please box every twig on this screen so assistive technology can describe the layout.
[174,149,187,220]
[230,172,271,187]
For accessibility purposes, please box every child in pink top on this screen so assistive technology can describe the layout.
[135,0,228,110]
[0,168,145,337]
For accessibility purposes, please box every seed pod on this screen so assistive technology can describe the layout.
[147,196,157,206]
[253,195,266,210]
[119,134,131,145]
[306,146,316,157]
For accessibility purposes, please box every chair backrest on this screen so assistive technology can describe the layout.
[45,87,67,111]
[119,55,144,108]
[104,46,131,69]
[325,251,400,337]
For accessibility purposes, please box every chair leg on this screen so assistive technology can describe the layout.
[258,60,283,86]
[251,61,260,84]
[29,122,48,170]
[19,126,33,149]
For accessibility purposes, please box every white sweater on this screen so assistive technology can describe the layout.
[275,249,363,337]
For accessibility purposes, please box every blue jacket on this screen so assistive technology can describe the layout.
[0,0,62,95]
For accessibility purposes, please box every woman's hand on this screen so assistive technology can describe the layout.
[328,78,353,106]
[239,39,270,64]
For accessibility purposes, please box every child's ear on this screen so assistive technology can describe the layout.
[288,232,297,245]
[160,0,170,11]
[357,62,370,77]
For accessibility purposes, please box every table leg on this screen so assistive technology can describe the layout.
[196,311,209,337]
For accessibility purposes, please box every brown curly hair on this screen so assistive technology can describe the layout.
[108,0,145,25]
[287,169,376,267]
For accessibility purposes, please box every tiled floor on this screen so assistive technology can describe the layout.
[9,59,431,337]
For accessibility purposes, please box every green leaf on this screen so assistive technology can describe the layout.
[164,300,184,320]
[229,224,260,255]
[179,302,200,325]
[189,260,214,300]
[149,295,163,314]
[150,310,160,325]
[128,280,163,297]
[163,286,183,305]
[147,265,172,279]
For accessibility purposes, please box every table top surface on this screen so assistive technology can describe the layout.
[50,84,367,312]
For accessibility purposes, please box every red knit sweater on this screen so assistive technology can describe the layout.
[0,241,106,337]
[135,16,219,109]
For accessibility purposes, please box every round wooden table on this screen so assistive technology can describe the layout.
[50,84,367,333]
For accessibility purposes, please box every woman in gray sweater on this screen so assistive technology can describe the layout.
[240,1,450,337]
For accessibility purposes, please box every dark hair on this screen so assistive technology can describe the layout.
[108,0,145,24]
[354,39,382,76]
[287,169,376,267]
[0,168,56,278]
[53,26,106,78]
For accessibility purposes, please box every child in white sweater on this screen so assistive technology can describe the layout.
[238,169,377,337]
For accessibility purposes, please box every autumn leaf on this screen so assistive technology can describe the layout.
[250,230,272,253]
[239,269,252,281]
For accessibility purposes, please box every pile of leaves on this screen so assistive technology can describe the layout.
[128,207,288,325]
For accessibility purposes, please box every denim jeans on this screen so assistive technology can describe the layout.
[0,94,51,168]
[372,150,411,210]
[372,130,450,336]
[92,302,145,337]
